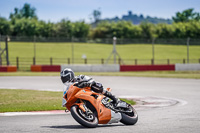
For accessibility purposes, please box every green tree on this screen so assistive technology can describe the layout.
[9,3,37,20]
[172,8,200,22]
[55,19,73,38]
[184,21,200,38]
[90,21,142,39]
[111,21,142,38]
[91,21,112,38]
[11,18,38,36]
[0,17,11,35]
[171,22,186,38]
[93,9,101,23]
[156,23,174,38]
[140,22,156,39]
[37,21,56,37]
[73,21,90,38]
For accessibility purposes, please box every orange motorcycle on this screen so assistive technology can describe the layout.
[63,81,138,128]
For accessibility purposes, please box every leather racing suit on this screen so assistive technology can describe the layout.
[62,75,118,107]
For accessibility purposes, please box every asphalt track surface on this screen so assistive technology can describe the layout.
[0,76,200,133]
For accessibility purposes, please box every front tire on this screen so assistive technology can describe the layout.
[70,105,98,128]
[120,106,138,125]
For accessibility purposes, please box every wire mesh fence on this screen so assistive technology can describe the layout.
[0,36,200,71]
[1,36,200,45]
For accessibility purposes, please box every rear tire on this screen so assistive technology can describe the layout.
[70,105,98,128]
[120,106,138,125]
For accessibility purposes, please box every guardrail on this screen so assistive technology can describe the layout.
[1,57,200,71]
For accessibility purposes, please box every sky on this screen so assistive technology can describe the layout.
[0,0,200,23]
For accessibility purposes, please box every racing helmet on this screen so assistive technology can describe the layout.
[60,68,75,83]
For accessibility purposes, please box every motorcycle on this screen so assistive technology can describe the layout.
[63,80,138,128]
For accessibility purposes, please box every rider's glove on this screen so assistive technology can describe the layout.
[77,82,91,88]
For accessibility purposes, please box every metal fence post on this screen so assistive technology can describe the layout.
[34,36,36,58]
[187,37,190,64]
[0,56,1,65]
[113,37,117,64]
[5,36,9,66]
[68,58,70,64]
[167,59,170,65]
[152,38,155,61]
[118,58,121,65]
[50,57,53,65]
[33,57,36,65]
[16,57,19,69]
[71,38,74,64]
[183,59,186,64]
[101,58,104,64]
[135,59,137,65]
[84,58,87,64]
[151,59,154,65]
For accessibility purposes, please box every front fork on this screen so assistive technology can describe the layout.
[74,100,92,115]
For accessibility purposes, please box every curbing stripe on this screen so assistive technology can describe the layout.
[0,110,68,116]
[0,66,17,72]
[31,65,42,72]
[120,65,175,71]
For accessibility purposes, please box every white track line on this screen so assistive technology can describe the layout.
[0,110,68,116]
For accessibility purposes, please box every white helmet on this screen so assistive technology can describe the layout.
[60,68,75,83]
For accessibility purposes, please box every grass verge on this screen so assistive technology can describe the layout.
[0,89,65,112]
[120,98,136,105]
[0,71,200,79]
[0,89,136,113]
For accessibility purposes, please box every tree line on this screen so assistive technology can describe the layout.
[0,3,200,39]
[92,21,200,39]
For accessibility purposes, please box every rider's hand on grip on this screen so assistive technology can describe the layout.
[75,82,91,88]
[78,82,86,88]
[73,82,79,87]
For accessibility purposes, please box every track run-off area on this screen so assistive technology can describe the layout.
[0,76,200,133]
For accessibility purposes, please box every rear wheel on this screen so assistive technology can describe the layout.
[120,106,138,125]
[70,105,98,128]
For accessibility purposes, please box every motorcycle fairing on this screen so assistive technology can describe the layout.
[65,85,111,124]
[73,89,112,124]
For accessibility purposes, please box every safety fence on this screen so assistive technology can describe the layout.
[30,64,200,72]
[1,36,200,71]
[0,57,200,71]
[1,36,200,45]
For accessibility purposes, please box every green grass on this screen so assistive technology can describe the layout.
[0,89,65,112]
[0,71,200,79]
[0,89,136,112]
[1,42,200,59]
[120,98,136,105]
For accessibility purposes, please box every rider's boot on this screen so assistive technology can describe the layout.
[104,91,120,107]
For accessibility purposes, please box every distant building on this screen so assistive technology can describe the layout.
[101,11,173,25]
[128,11,132,16]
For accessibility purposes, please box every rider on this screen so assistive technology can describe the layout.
[61,68,119,107]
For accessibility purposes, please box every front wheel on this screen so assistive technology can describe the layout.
[120,106,138,125]
[70,105,98,128]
